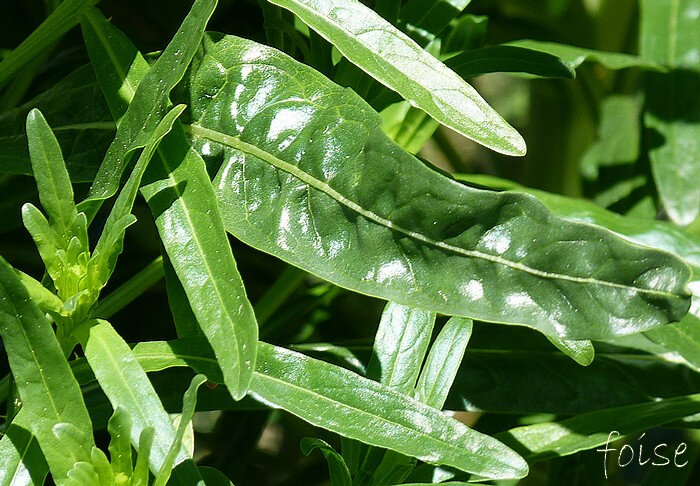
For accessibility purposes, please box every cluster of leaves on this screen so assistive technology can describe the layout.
[0,0,697,484]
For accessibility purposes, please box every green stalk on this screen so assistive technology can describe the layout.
[95,256,165,318]
[254,265,306,326]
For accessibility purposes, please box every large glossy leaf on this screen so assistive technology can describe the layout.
[178,33,692,340]
[0,0,99,89]
[0,410,49,486]
[74,319,200,482]
[82,5,258,400]
[507,39,665,72]
[496,393,700,464]
[455,173,700,368]
[250,342,528,479]
[267,0,526,155]
[640,0,700,226]
[446,340,700,415]
[78,0,216,219]
[0,256,94,480]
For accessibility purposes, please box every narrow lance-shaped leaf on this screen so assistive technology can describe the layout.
[300,438,352,486]
[0,409,49,486]
[366,302,436,394]
[415,317,471,409]
[107,408,134,480]
[0,64,115,181]
[142,125,260,400]
[268,0,526,155]
[80,8,151,124]
[0,0,99,89]
[0,256,94,480]
[74,319,201,482]
[360,303,435,482]
[25,109,78,242]
[640,0,700,226]
[250,341,528,480]
[77,0,217,219]
[88,104,186,290]
[181,34,691,340]
[496,393,700,464]
[399,0,472,47]
[153,375,207,486]
[83,4,258,400]
[506,39,666,72]
[443,45,575,79]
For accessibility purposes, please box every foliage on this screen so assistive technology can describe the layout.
[0,0,698,484]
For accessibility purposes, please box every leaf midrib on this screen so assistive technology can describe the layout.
[186,123,682,300]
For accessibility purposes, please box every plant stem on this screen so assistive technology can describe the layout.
[95,256,165,318]
[254,266,306,326]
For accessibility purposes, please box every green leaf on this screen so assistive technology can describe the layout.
[88,103,185,291]
[82,2,258,401]
[184,34,692,339]
[380,102,439,154]
[75,319,199,480]
[398,0,472,47]
[132,427,154,486]
[496,393,700,464]
[107,407,134,479]
[0,409,49,486]
[640,0,700,226]
[444,328,700,415]
[545,336,595,366]
[80,8,151,123]
[443,45,575,78]
[0,64,115,182]
[580,94,642,181]
[366,303,436,394]
[162,252,201,337]
[300,438,352,486]
[153,374,206,486]
[507,39,665,71]
[0,0,99,89]
[250,341,528,479]
[362,303,435,483]
[141,125,259,401]
[197,466,234,486]
[78,0,217,218]
[646,313,700,370]
[25,108,78,243]
[16,269,63,315]
[414,317,471,409]
[455,173,700,367]
[267,0,526,155]
[0,256,94,480]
